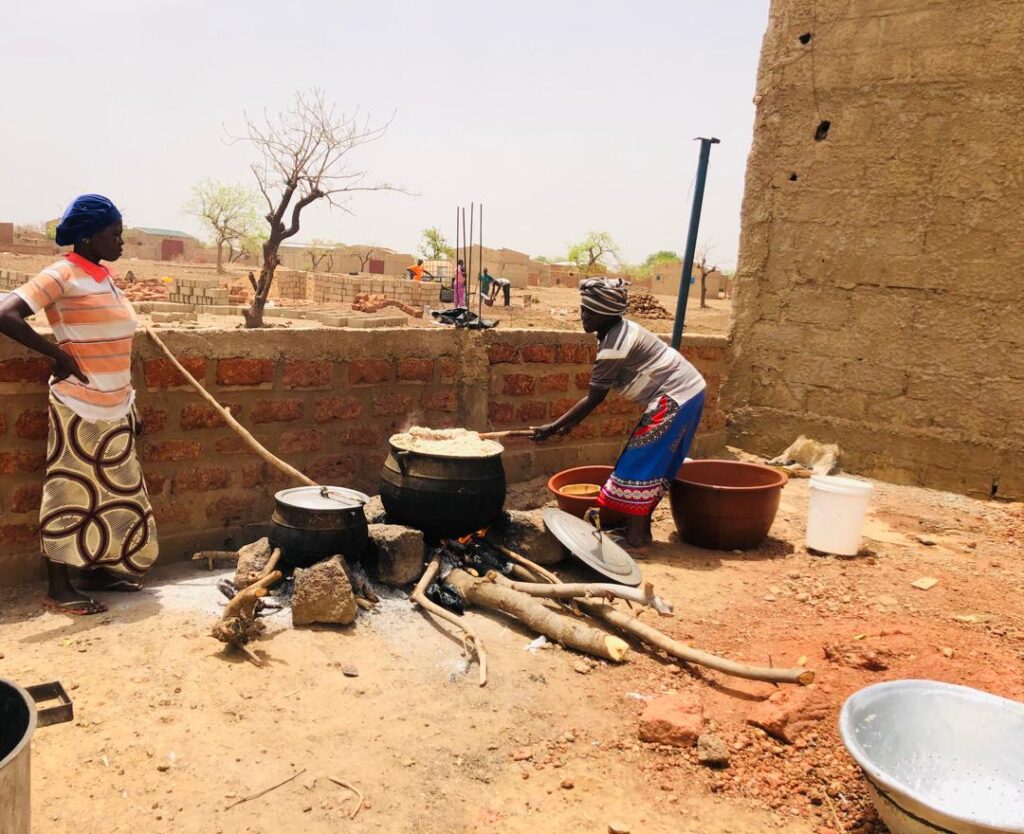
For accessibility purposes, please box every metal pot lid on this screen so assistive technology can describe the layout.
[542,508,642,586]
[274,486,369,511]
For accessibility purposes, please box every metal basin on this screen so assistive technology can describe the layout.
[839,680,1024,834]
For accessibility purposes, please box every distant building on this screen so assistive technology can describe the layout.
[124,227,199,261]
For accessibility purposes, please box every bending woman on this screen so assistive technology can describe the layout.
[0,194,158,614]
[532,278,705,549]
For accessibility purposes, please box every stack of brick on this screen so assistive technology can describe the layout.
[312,273,438,307]
[276,269,308,299]
[0,270,27,292]
[168,277,229,307]
[352,293,423,318]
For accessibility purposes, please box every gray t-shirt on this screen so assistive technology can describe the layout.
[590,319,705,406]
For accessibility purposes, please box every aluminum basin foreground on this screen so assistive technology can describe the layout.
[839,680,1024,834]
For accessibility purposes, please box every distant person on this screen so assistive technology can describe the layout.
[531,278,705,551]
[407,259,434,282]
[0,194,159,615]
[453,258,467,308]
[480,267,511,306]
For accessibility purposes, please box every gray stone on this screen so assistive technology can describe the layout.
[697,733,731,768]
[291,556,356,626]
[368,523,425,586]
[234,537,273,589]
[362,495,387,524]
[487,509,564,566]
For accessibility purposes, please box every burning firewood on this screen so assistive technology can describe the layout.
[211,570,283,666]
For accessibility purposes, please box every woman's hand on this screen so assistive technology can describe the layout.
[52,350,88,384]
[531,423,571,443]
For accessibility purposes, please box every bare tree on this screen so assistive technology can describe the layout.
[235,88,399,327]
[307,238,335,272]
[694,243,719,309]
[184,180,262,273]
[353,247,378,272]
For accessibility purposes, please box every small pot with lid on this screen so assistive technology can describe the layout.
[270,485,370,568]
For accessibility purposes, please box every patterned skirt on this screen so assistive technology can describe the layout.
[598,390,705,517]
[39,397,159,576]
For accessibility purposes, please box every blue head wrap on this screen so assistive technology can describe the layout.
[54,194,122,246]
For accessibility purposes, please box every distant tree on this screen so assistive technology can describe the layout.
[567,231,621,274]
[184,179,263,273]
[233,87,400,328]
[643,250,680,268]
[307,238,336,272]
[230,230,267,264]
[694,243,719,309]
[533,255,553,264]
[44,220,58,241]
[353,247,378,271]
[419,227,453,260]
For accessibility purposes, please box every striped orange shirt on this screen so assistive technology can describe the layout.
[14,254,137,422]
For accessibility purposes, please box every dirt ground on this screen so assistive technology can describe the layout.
[0,253,732,336]
[1,460,1021,834]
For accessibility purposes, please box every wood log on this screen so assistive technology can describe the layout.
[579,599,814,686]
[146,329,316,488]
[493,574,673,615]
[445,568,628,662]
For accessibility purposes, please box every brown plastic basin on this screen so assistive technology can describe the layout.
[670,460,787,550]
[547,465,628,526]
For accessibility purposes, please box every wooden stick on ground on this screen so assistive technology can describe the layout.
[225,767,307,810]
[328,777,365,819]
[494,575,673,615]
[445,568,629,662]
[491,544,562,585]
[579,599,814,685]
[192,550,239,571]
[146,329,316,488]
[410,556,488,686]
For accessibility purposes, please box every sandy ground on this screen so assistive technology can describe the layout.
[1,465,1021,834]
[0,253,732,336]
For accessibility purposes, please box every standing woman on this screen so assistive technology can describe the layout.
[532,278,705,549]
[453,258,467,308]
[0,195,158,615]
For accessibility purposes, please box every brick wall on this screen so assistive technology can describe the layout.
[312,272,439,307]
[0,328,727,585]
[726,0,1024,501]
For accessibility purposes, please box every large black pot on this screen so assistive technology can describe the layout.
[380,441,506,538]
[270,486,369,568]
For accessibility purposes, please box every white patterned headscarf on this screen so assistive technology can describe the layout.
[579,277,629,316]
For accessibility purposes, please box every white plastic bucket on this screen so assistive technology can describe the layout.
[806,475,873,556]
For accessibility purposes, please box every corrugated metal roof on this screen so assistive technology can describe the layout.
[132,227,197,239]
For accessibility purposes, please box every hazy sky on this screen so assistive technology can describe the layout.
[1,1,769,268]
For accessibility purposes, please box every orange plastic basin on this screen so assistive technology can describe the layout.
[670,460,787,550]
[547,465,629,526]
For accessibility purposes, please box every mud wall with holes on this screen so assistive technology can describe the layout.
[0,329,728,585]
[724,0,1024,500]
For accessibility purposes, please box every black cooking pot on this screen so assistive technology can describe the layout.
[379,440,506,539]
[270,486,369,568]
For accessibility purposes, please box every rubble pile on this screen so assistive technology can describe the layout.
[628,291,672,319]
[352,292,423,318]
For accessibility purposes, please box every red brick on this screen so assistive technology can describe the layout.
[152,497,194,524]
[607,397,640,414]
[522,344,555,363]
[279,429,324,454]
[336,427,382,447]
[422,389,456,413]
[516,401,548,422]
[0,523,39,546]
[214,436,251,455]
[141,440,201,462]
[489,401,515,423]
[172,466,232,493]
[314,396,363,423]
[15,409,49,440]
[144,472,167,496]
[348,359,394,385]
[639,694,704,747]
[487,343,519,364]
[10,484,42,513]
[240,463,266,488]
[698,345,725,362]
[216,358,274,387]
[0,413,6,435]
[438,357,459,379]
[575,372,591,391]
[569,424,596,439]
[308,454,357,483]
[550,398,577,418]
[281,360,333,388]
[138,406,167,434]
[206,496,255,524]
[252,399,304,424]
[557,342,595,364]
[503,373,535,396]
[0,451,45,474]
[373,392,414,417]
[0,358,51,384]
[602,418,629,437]
[679,346,698,362]
[180,403,237,430]
[539,373,569,393]
[144,357,207,388]
[700,411,726,431]
[397,358,433,382]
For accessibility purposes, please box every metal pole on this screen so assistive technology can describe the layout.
[461,207,467,308]
[478,203,484,322]
[671,136,720,349]
[468,202,474,314]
